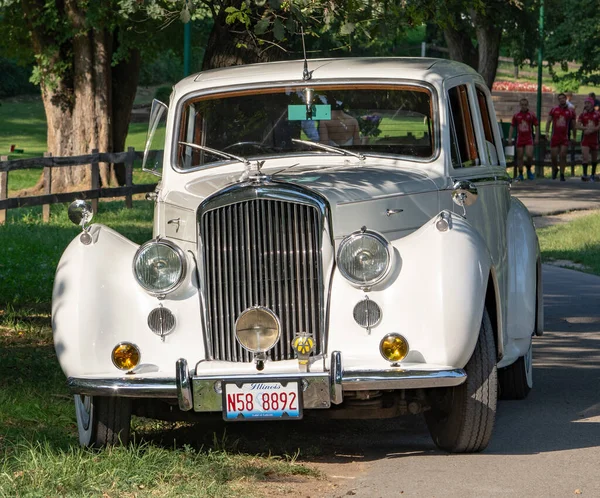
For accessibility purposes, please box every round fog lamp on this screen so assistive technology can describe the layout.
[235,307,281,353]
[380,334,409,363]
[112,342,141,371]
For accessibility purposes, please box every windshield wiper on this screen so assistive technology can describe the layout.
[179,141,249,165]
[291,138,366,161]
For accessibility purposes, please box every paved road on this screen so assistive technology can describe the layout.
[321,265,600,498]
[511,178,600,217]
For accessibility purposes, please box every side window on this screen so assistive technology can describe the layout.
[476,87,500,165]
[448,85,479,168]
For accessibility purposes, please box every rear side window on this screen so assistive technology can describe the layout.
[448,85,479,168]
[476,87,500,165]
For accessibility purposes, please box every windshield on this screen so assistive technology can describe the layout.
[176,85,434,169]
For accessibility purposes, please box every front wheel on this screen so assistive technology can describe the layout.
[75,395,132,448]
[424,307,497,453]
[498,340,533,400]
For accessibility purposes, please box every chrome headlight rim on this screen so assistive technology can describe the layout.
[337,229,392,287]
[132,239,187,296]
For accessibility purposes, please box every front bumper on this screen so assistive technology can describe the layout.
[67,351,467,412]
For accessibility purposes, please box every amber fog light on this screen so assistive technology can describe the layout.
[235,307,280,353]
[380,334,409,363]
[112,342,141,371]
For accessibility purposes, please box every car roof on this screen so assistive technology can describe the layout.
[173,57,479,94]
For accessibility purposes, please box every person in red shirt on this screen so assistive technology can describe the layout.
[577,97,600,181]
[545,93,576,181]
[507,98,539,181]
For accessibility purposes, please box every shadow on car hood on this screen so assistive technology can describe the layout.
[183,163,437,207]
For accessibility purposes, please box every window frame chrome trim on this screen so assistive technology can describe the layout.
[171,79,441,173]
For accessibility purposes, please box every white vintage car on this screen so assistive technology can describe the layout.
[52,57,543,453]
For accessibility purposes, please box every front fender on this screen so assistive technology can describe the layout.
[52,225,204,379]
[327,211,492,370]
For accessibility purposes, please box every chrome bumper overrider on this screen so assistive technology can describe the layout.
[67,351,467,412]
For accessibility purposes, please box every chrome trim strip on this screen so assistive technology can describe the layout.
[331,351,343,404]
[172,78,441,173]
[191,372,329,382]
[67,377,177,398]
[341,369,466,390]
[450,175,511,185]
[176,358,193,411]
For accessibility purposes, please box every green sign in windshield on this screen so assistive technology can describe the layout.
[288,104,331,121]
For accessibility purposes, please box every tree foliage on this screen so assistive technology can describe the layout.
[544,0,600,86]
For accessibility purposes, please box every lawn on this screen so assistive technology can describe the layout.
[0,93,161,192]
[0,203,318,497]
[537,211,600,275]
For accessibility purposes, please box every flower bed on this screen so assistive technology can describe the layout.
[492,81,553,93]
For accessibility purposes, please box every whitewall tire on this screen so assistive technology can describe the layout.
[74,395,132,448]
[499,339,533,400]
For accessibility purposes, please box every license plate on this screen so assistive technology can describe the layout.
[223,380,302,420]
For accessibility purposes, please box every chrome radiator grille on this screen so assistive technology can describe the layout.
[200,198,323,362]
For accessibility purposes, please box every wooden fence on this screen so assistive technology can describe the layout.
[0,141,589,225]
[0,147,158,224]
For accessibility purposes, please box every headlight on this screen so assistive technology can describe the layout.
[133,240,186,295]
[337,229,391,286]
[235,307,281,354]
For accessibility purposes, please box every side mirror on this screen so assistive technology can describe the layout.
[68,200,93,227]
[68,200,94,244]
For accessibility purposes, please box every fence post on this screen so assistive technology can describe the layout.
[125,146,134,209]
[43,152,52,222]
[0,156,7,225]
[91,148,99,214]
[537,137,546,178]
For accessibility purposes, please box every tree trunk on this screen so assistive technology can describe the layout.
[443,24,478,71]
[22,0,138,193]
[473,15,502,89]
[202,1,275,70]
[112,48,141,185]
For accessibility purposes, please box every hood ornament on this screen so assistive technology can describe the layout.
[242,160,269,183]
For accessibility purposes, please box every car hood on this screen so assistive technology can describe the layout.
[182,163,437,207]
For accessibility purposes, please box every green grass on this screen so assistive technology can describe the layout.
[0,201,154,310]
[0,203,318,497]
[0,97,47,160]
[1,94,162,192]
[537,211,600,275]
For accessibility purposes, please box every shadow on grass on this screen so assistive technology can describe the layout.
[0,200,153,311]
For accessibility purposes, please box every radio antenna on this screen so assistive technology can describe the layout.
[301,26,312,81]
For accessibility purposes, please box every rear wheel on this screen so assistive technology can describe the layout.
[499,340,533,400]
[424,307,497,453]
[75,395,132,448]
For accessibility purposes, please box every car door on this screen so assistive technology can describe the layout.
[440,77,511,351]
